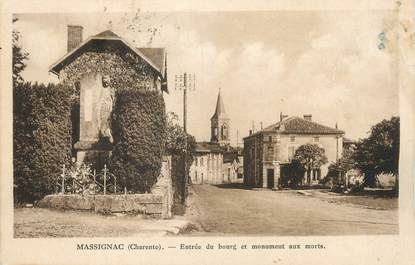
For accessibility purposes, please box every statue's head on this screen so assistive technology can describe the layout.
[102,75,111,88]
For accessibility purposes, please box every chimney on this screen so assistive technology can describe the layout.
[67,25,83,52]
[249,130,252,136]
[280,112,288,122]
[303,114,312,121]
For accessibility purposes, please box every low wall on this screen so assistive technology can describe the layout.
[38,156,174,219]
[36,193,167,218]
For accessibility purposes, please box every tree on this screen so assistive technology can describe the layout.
[353,117,399,187]
[165,112,196,213]
[12,18,29,87]
[326,148,356,186]
[288,144,328,187]
[14,83,72,202]
[110,89,167,193]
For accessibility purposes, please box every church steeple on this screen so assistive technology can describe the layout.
[211,88,230,146]
[211,88,228,120]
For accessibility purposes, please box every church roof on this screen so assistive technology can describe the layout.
[195,142,223,153]
[49,30,168,91]
[246,116,344,139]
[211,90,229,120]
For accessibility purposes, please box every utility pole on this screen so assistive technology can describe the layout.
[175,72,195,204]
[236,129,239,148]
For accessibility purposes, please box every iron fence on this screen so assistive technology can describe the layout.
[56,164,124,195]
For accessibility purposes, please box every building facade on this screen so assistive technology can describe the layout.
[243,115,344,189]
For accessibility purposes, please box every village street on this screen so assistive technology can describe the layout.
[186,184,398,236]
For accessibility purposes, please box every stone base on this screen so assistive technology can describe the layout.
[74,141,113,170]
[36,194,167,218]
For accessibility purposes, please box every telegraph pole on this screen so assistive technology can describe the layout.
[175,72,195,204]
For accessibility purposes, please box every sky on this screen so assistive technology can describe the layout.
[14,11,399,145]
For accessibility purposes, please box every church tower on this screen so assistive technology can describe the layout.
[211,89,230,146]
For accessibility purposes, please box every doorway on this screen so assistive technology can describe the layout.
[267,168,274,188]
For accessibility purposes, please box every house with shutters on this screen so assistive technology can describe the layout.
[243,114,345,189]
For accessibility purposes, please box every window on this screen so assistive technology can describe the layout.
[222,125,228,139]
[200,157,204,166]
[195,158,198,166]
[195,171,198,182]
[290,136,296,142]
[288,146,295,159]
[268,136,272,142]
[314,136,319,143]
[267,146,274,160]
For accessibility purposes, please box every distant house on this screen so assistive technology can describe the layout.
[243,114,345,189]
[342,137,356,151]
[189,90,242,184]
[190,142,242,184]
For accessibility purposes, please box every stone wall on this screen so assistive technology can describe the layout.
[37,193,167,218]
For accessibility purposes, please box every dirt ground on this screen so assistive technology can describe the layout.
[14,184,398,237]
[185,184,398,236]
[14,208,189,238]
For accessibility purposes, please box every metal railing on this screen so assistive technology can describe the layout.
[56,164,123,195]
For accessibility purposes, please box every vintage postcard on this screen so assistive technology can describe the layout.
[1,0,414,265]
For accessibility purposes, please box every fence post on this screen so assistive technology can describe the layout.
[61,164,65,194]
[93,169,96,194]
[103,164,107,195]
[114,176,117,194]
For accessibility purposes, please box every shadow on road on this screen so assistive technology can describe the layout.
[213,183,252,190]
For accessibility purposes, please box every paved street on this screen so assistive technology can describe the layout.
[186,184,398,236]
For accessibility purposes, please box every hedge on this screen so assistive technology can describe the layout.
[110,89,166,193]
[13,82,72,203]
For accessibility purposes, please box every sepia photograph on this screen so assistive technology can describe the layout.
[10,10,401,238]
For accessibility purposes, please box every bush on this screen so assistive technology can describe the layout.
[110,89,166,193]
[13,82,72,203]
[164,112,196,213]
[169,134,196,215]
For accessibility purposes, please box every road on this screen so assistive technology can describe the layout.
[186,184,398,236]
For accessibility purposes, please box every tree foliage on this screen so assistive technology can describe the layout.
[326,148,356,183]
[110,89,167,193]
[165,112,196,212]
[12,18,29,87]
[353,117,399,187]
[14,83,73,203]
[286,144,328,187]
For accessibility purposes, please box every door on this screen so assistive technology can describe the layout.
[267,168,274,188]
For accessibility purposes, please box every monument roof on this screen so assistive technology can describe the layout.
[49,30,167,91]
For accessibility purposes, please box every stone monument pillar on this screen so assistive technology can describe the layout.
[74,72,115,169]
